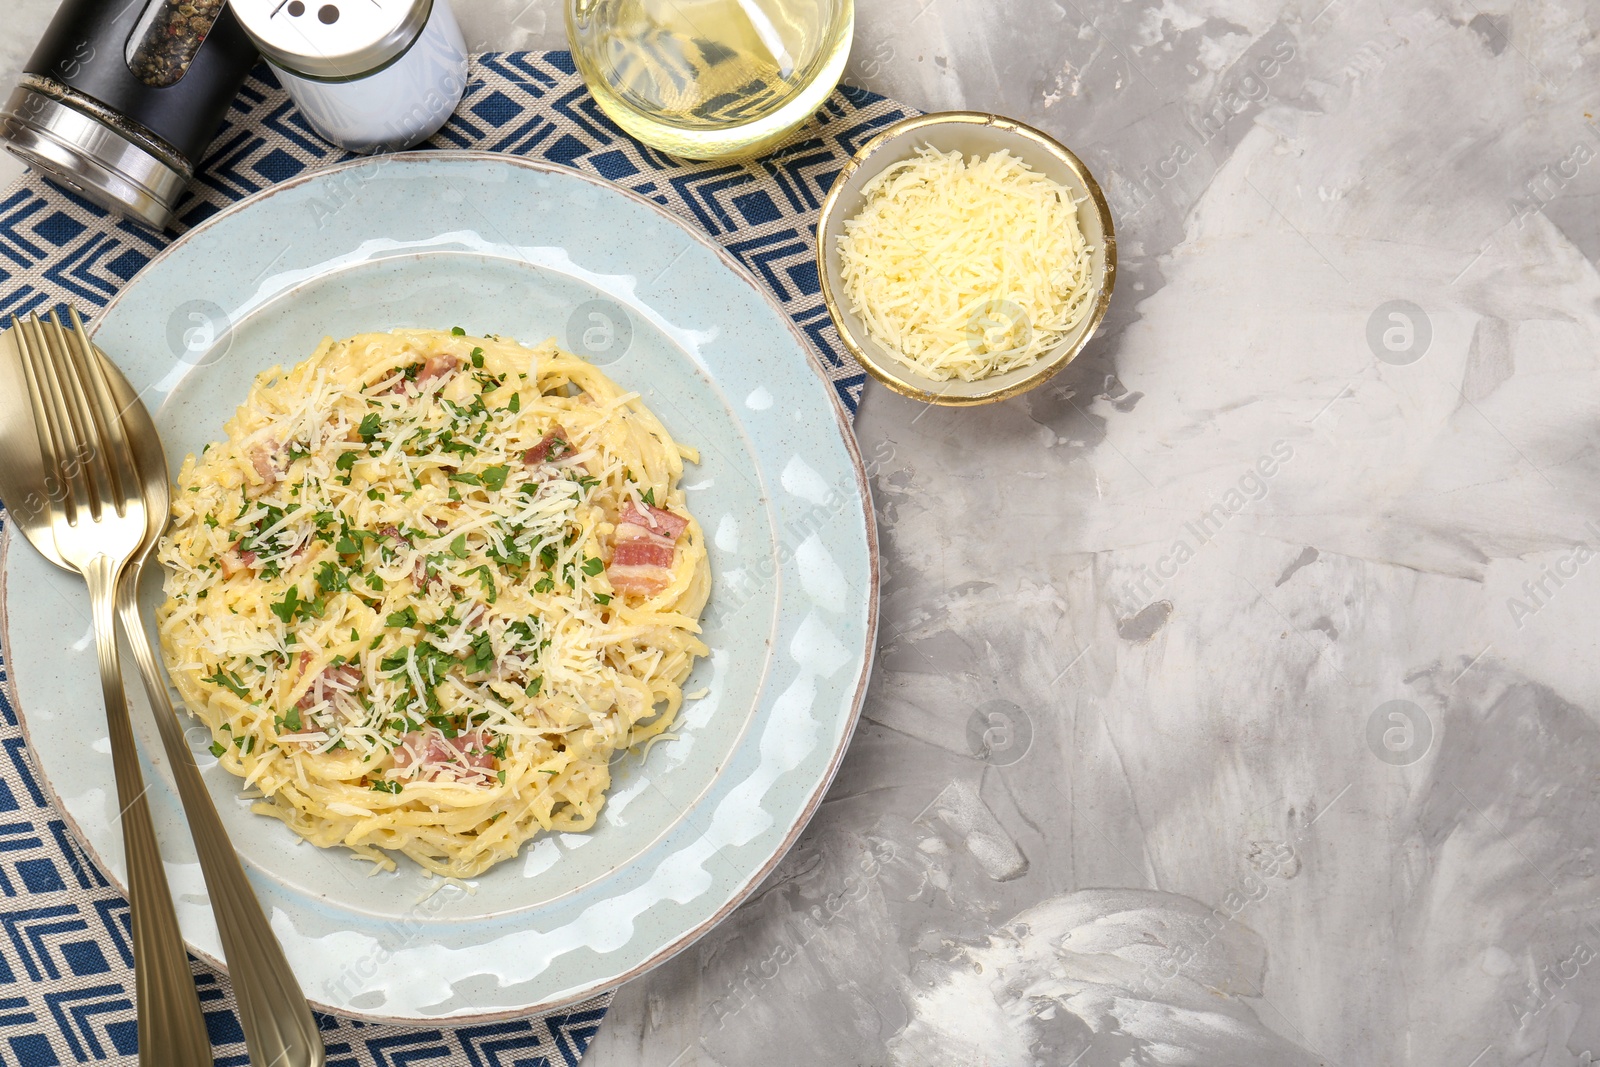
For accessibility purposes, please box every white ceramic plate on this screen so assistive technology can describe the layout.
[1,153,877,1022]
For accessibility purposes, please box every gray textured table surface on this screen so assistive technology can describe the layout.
[8,1,1598,1064]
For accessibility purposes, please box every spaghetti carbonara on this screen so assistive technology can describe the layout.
[156,329,710,877]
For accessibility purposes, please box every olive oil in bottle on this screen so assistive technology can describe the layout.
[567,0,854,160]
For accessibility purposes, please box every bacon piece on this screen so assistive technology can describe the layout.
[297,662,363,710]
[606,502,689,597]
[285,651,318,707]
[276,652,344,746]
[220,541,257,577]
[412,556,437,590]
[619,503,689,539]
[414,353,460,388]
[390,727,497,784]
[379,524,411,548]
[607,567,672,596]
[380,353,461,396]
[611,538,676,568]
[249,437,283,484]
[522,424,572,466]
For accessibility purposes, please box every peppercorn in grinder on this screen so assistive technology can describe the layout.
[0,0,257,230]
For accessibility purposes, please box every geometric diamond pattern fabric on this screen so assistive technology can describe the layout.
[0,51,911,1066]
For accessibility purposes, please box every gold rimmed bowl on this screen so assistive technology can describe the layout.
[816,111,1117,406]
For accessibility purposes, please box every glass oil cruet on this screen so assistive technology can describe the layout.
[567,0,855,160]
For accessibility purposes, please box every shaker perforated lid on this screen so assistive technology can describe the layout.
[226,0,433,81]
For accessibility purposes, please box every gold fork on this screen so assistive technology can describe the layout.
[61,310,323,1067]
[13,311,214,1065]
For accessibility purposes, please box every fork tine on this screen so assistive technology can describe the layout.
[10,314,63,521]
[12,314,82,525]
[57,308,137,522]
[32,312,105,522]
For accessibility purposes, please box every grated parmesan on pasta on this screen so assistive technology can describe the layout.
[156,329,710,877]
[836,144,1095,382]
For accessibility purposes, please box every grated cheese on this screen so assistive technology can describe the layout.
[836,145,1095,382]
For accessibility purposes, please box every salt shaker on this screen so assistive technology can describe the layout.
[227,0,468,154]
[0,0,256,229]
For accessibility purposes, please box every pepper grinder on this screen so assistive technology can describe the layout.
[227,0,468,154]
[0,0,257,229]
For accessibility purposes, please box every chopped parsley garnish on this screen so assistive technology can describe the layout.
[315,561,348,595]
[487,540,529,567]
[336,526,378,556]
[386,606,418,629]
[372,779,403,794]
[470,346,484,368]
[581,557,604,577]
[506,392,520,413]
[208,740,226,757]
[204,667,251,700]
[463,632,494,674]
[480,464,509,492]
[270,584,322,625]
[642,487,656,506]
[357,412,382,441]
[450,534,469,558]
[451,326,466,336]
[469,564,497,603]
[436,431,477,457]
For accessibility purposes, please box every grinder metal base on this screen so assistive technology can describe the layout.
[0,83,190,231]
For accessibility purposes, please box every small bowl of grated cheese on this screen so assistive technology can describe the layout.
[817,111,1115,405]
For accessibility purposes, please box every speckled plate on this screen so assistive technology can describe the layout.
[0,152,877,1022]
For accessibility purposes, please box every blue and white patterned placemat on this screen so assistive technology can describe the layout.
[0,51,910,1066]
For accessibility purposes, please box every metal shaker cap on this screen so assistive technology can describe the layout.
[227,0,434,81]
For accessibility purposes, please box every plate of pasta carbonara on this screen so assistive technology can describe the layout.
[158,329,712,878]
[2,153,877,1022]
